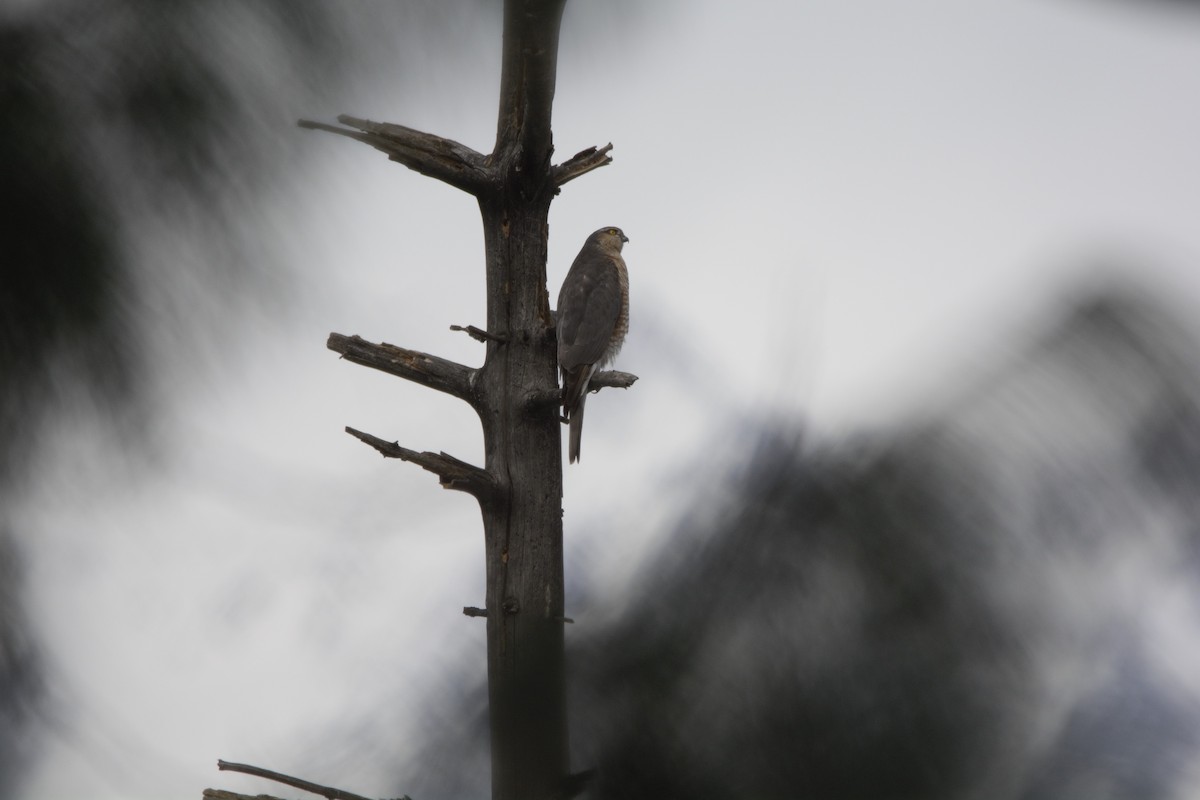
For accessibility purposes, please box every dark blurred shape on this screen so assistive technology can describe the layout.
[569,438,1022,800]
[0,2,349,486]
[1,2,351,793]
[1020,648,1200,799]
[0,526,38,794]
[0,19,128,483]
[410,288,1200,799]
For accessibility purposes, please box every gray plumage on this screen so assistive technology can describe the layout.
[556,226,630,463]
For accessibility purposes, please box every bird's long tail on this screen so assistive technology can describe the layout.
[568,392,586,464]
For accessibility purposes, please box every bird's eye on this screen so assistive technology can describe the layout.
[608,228,618,235]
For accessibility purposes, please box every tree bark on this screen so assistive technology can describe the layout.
[476,194,567,800]
[476,3,570,796]
[289,2,626,799]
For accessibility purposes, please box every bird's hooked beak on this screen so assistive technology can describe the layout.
[620,231,630,243]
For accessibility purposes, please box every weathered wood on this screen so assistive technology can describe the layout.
[344,426,496,500]
[327,333,479,408]
[589,369,638,391]
[551,143,614,188]
[478,3,572,799]
[298,116,490,195]
[450,323,506,344]
[492,0,567,191]
[475,197,567,800]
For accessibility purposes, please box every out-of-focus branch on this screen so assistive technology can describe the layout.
[213,760,403,800]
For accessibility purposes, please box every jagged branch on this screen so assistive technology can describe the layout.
[328,333,478,408]
[213,760,405,800]
[298,115,491,196]
[346,426,497,500]
[551,143,613,188]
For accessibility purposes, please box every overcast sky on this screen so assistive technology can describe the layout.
[16,1,1200,797]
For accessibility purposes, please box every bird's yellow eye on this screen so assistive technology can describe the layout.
[608,228,618,235]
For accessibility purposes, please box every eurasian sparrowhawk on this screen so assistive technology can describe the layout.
[557,226,630,463]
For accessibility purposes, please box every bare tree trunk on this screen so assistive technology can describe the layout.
[477,8,571,797]
[209,2,634,798]
[477,200,567,800]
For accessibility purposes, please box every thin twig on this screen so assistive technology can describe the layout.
[463,606,488,618]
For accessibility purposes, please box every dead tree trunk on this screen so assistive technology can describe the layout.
[476,4,571,797]
[207,2,635,800]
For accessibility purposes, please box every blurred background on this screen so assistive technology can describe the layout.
[4,0,1200,798]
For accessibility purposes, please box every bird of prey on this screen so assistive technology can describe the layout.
[556,226,630,464]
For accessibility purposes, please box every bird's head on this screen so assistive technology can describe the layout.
[590,226,629,253]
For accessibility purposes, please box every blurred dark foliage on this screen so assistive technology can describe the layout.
[0,1,346,487]
[410,292,1200,800]
[569,443,1021,800]
[1,18,126,482]
[0,2,349,794]
[0,525,38,790]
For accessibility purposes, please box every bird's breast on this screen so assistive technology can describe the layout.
[602,256,630,366]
